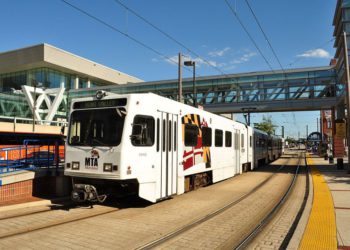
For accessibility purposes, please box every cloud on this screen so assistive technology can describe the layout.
[297,49,331,58]
[231,52,257,64]
[208,47,231,57]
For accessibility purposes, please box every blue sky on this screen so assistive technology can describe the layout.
[0,0,336,138]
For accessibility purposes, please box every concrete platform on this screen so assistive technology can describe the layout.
[301,154,350,250]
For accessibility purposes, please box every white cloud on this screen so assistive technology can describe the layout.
[231,52,257,64]
[297,49,331,58]
[208,47,231,57]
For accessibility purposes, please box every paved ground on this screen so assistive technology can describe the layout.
[0,161,294,249]
[0,152,349,249]
[310,156,350,249]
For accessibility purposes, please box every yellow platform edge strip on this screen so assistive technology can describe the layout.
[299,154,337,250]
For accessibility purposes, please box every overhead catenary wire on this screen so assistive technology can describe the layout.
[112,0,230,77]
[224,0,276,73]
[60,0,194,74]
[244,0,285,73]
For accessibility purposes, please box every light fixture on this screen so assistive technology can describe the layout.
[72,162,80,170]
[103,163,113,172]
[96,90,107,100]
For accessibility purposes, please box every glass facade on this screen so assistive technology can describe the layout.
[0,67,107,121]
[0,67,106,92]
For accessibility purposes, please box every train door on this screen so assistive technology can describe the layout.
[159,111,178,199]
[234,129,241,175]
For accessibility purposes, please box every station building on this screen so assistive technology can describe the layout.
[0,43,142,137]
[0,43,142,91]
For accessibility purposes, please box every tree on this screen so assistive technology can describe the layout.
[254,115,278,135]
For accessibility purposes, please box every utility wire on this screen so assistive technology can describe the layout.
[112,0,229,76]
[224,0,276,72]
[60,0,194,74]
[244,0,285,72]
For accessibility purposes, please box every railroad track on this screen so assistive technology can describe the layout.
[235,152,306,249]
[137,154,302,250]
[0,153,302,245]
[0,197,147,239]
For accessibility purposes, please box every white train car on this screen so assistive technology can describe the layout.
[65,92,254,203]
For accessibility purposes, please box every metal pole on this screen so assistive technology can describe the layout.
[282,126,284,138]
[178,53,182,103]
[306,125,308,139]
[317,117,319,132]
[343,31,350,170]
[193,62,196,107]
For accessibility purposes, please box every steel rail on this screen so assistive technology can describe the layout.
[0,204,122,239]
[278,152,310,249]
[137,163,289,250]
[234,153,303,249]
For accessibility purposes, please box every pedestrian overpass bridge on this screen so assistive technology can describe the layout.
[70,65,341,113]
[0,66,342,132]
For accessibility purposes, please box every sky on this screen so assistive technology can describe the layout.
[0,0,336,139]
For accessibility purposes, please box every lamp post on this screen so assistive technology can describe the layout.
[184,60,196,107]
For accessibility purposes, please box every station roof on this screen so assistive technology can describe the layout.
[0,43,143,85]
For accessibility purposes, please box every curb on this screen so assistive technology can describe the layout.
[0,196,70,213]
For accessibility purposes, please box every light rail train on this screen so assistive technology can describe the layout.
[64,92,282,203]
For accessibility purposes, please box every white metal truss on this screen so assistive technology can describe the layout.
[21,85,66,122]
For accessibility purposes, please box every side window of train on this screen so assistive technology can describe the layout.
[131,115,155,146]
[215,129,223,147]
[185,124,198,146]
[241,134,244,148]
[202,127,212,147]
[234,133,239,150]
[156,119,160,152]
[225,131,232,147]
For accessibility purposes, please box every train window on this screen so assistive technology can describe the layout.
[131,115,155,147]
[241,134,244,148]
[157,119,160,152]
[234,133,239,150]
[68,108,125,146]
[168,121,172,151]
[225,131,232,147]
[202,127,212,147]
[215,129,223,147]
[174,121,177,151]
[185,124,198,146]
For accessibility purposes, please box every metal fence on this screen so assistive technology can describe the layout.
[0,140,64,174]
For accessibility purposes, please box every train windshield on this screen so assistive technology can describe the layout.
[68,108,126,147]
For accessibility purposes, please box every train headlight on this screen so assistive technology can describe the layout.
[72,162,80,170]
[103,163,113,172]
[96,90,106,100]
